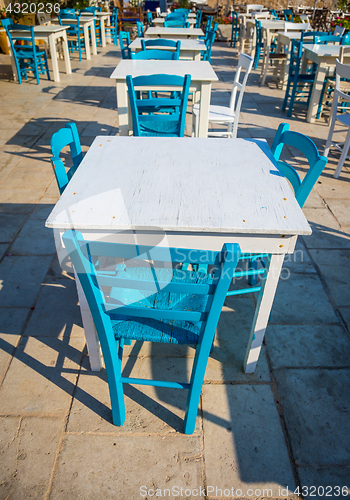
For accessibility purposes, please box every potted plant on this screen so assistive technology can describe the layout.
[213,16,232,41]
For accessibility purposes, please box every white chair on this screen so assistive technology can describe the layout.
[192,53,253,138]
[283,21,311,32]
[246,4,263,13]
[260,28,287,86]
[156,6,161,17]
[300,14,310,23]
[252,11,270,18]
[324,49,350,178]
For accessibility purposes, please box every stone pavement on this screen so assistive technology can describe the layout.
[0,40,350,500]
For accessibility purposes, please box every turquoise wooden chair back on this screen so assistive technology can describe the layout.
[60,8,75,14]
[119,31,131,59]
[59,13,85,61]
[140,38,181,59]
[164,19,189,27]
[270,9,278,19]
[195,9,202,28]
[147,11,153,26]
[126,73,191,137]
[313,34,344,44]
[130,49,179,60]
[202,29,216,62]
[174,8,190,13]
[301,30,330,43]
[271,123,328,208]
[62,229,241,434]
[230,11,239,47]
[50,123,83,194]
[166,12,187,21]
[136,20,145,37]
[80,6,101,13]
[109,9,118,45]
[283,9,294,21]
[253,19,264,69]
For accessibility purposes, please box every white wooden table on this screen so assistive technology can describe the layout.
[129,37,206,60]
[160,12,196,17]
[146,27,204,39]
[153,17,196,25]
[7,25,71,82]
[109,59,218,137]
[45,136,311,373]
[302,44,350,122]
[52,16,97,59]
[80,11,110,47]
[276,31,302,90]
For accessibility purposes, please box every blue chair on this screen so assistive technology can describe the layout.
[164,20,189,28]
[147,12,153,26]
[126,73,191,137]
[314,34,344,44]
[226,123,328,294]
[174,8,190,14]
[201,29,216,63]
[60,8,75,14]
[119,31,131,59]
[80,7,102,45]
[283,9,294,21]
[195,9,202,28]
[165,12,187,21]
[136,20,145,37]
[230,11,239,48]
[2,20,50,85]
[62,230,241,434]
[141,38,181,59]
[58,13,85,62]
[199,15,212,39]
[253,19,264,70]
[108,8,119,46]
[130,48,179,60]
[270,9,279,19]
[50,123,83,194]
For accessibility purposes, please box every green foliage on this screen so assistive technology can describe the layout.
[338,0,350,11]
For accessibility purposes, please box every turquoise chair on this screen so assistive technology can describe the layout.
[80,6,102,45]
[130,48,179,60]
[109,9,118,46]
[283,9,294,21]
[174,8,190,14]
[2,20,50,85]
[199,15,212,39]
[119,31,131,59]
[201,29,216,63]
[165,12,187,21]
[253,19,264,70]
[136,20,145,37]
[195,9,202,28]
[147,12,153,26]
[60,8,75,14]
[141,38,181,59]
[62,230,241,434]
[126,73,191,137]
[164,20,189,27]
[314,34,344,44]
[270,9,279,19]
[50,123,83,194]
[230,11,239,48]
[58,13,85,62]
[227,123,328,293]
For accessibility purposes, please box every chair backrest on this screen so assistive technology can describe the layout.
[174,8,190,13]
[271,123,328,208]
[50,123,83,194]
[4,23,36,52]
[283,8,294,21]
[202,29,216,62]
[205,15,213,33]
[270,9,278,19]
[164,20,189,28]
[141,38,181,59]
[60,8,75,14]
[289,39,305,79]
[136,20,145,37]
[284,21,310,32]
[333,25,345,36]
[130,48,179,60]
[246,4,263,13]
[300,14,310,23]
[301,30,328,43]
[333,55,350,107]
[229,52,253,138]
[80,6,100,14]
[156,7,161,17]
[126,73,191,137]
[147,11,153,25]
[59,13,81,33]
[255,19,262,44]
[119,31,131,59]
[232,11,239,26]
[166,12,187,21]
[314,34,343,44]
[37,12,50,25]
[196,9,202,28]
[252,11,270,18]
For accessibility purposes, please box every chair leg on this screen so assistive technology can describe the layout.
[260,52,269,87]
[107,340,126,426]
[282,79,291,112]
[287,79,298,117]
[324,96,338,157]
[334,126,350,179]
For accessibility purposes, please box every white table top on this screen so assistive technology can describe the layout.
[9,25,69,34]
[146,27,203,37]
[129,37,206,51]
[277,31,302,40]
[80,11,109,16]
[153,17,196,24]
[110,59,218,82]
[303,44,348,58]
[160,12,196,17]
[45,136,311,236]
[52,16,95,24]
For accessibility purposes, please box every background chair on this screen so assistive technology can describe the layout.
[58,13,85,61]
[141,38,181,59]
[201,28,216,63]
[324,54,350,178]
[270,9,279,19]
[107,8,118,46]
[164,20,190,28]
[130,48,179,60]
[230,11,239,48]
[63,230,240,434]
[283,9,294,21]
[260,27,287,87]
[195,9,202,28]
[193,53,253,138]
[80,6,102,45]
[2,20,50,84]
[50,123,83,194]
[126,73,191,137]
[253,19,264,69]
[199,15,212,39]
[119,31,131,59]
[136,20,145,37]
[147,12,153,26]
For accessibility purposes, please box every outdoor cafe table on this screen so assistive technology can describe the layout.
[109,59,218,137]
[145,27,204,39]
[45,136,311,373]
[7,25,71,82]
[52,16,97,59]
[276,31,303,90]
[160,12,196,17]
[129,37,206,60]
[153,17,196,25]
[80,11,110,47]
[302,44,350,122]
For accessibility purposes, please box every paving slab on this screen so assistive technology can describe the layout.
[324,199,350,229]
[297,467,350,500]
[0,336,84,415]
[202,384,296,495]
[266,325,350,368]
[50,433,204,500]
[270,273,338,324]
[0,415,62,500]
[282,239,317,274]
[302,208,350,249]
[0,213,27,244]
[9,219,56,256]
[274,369,350,465]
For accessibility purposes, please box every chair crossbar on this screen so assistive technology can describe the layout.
[119,376,190,389]
[226,286,262,296]
[232,268,266,278]
[105,305,208,322]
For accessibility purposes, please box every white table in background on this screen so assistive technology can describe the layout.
[276,31,302,90]
[146,27,204,39]
[45,136,311,372]
[7,25,71,82]
[153,17,196,25]
[52,16,97,59]
[129,37,206,60]
[160,12,196,17]
[110,59,217,137]
[80,11,110,47]
[302,44,350,122]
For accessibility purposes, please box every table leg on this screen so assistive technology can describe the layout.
[197,82,211,138]
[306,61,326,123]
[61,31,72,76]
[90,20,97,55]
[194,50,201,61]
[84,23,91,60]
[243,253,284,373]
[281,40,291,92]
[7,42,18,81]
[116,82,129,136]
[49,33,60,82]
[101,18,106,47]
[74,268,103,371]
